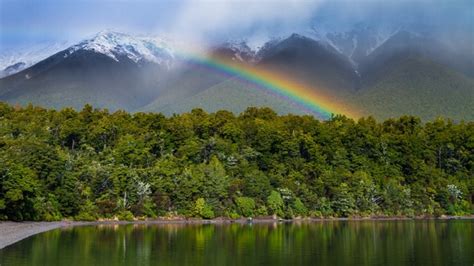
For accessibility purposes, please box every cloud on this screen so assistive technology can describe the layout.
[168,0,324,43]
[165,0,473,49]
[1,0,472,50]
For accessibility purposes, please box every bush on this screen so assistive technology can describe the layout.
[315,197,334,217]
[75,212,96,221]
[95,197,117,218]
[117,210,134,221]
[227,211,240,219]
[194,198,215,219]
[292,198,308,217]
[267,191,284,217]
[33,195,62,221]
[255,205,268,216]
[332,183,356,217]
[74,199,98,221]
[235,197,255,217]
[308,210,323,218]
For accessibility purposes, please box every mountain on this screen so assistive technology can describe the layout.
[140,77,314,116]
[1,29,473,120]
[0,31,176,110]
[138,40,259,112]
[322,25,397,66]
[67,31,175,67]
[0,41,70,78]
[359,31,474,83]
[1,62,27,78]
[256,34,359,92]
[347,30,474,120]
[211,41,256,63]
[353,57,474,121]
[141,34,361,116]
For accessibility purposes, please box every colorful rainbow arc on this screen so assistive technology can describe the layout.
[174,52,359,119]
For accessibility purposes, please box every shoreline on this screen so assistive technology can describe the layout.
[1,216,473,250]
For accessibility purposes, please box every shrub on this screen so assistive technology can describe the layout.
[75,212,96,221]
[267,191,284,217]
[293,198,308,217]
[235,197,256,217]
[117,210,134,221]
[194,198,215,219]
[255,205,268,216]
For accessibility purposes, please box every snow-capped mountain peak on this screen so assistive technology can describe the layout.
[67,30,175,68]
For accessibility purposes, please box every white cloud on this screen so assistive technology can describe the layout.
[168,0,323,44]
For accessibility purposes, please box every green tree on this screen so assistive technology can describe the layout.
[194,198,215,219]
[331,183,356,217]
[235,197,255,217]
[0,162,39,220]
[267,191,284,217]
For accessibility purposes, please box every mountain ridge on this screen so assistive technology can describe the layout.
[0,30,472,120]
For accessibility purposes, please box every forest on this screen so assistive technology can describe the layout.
[0,102,472,221]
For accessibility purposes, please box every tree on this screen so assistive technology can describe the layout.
[194,198,215,219]
[0,103,472,221]
[0,162,39,221]
[267,191,284,217]
[202,156,230,201]
[292,198,308,217]
[331,183,356,217]
[235,197,255,217]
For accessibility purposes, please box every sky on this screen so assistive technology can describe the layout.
[0,0,473,49]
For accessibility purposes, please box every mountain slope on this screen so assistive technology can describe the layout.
[0,41,70,78]
[321,24,398,65]
[140,77,315,116]
[359,31,474,82]
[257,34,360,93]
[353,57,474,121]
[1,30,473,120]
[143,34,362,116]
[137,41,258,111]
[0,31,175,110]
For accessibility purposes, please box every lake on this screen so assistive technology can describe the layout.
[0,220,472,266]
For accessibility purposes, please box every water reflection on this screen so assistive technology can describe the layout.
[1,220,472,266]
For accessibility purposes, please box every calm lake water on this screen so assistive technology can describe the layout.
[1,220,473,266]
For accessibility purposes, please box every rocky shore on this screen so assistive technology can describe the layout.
[0,221,68,249]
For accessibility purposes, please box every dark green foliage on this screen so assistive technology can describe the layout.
[0,102,472,221]
[235,197,256,217]
[267,191,285,217]
[194,198,215,219]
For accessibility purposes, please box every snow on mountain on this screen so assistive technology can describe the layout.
[66,31,175,68]
[220,33,343,64]
[0,24,422,79]
[215,22,401,67]
[216,40,257,62]
[308,24,398,66]
[0,41,70,78]
[307,22,404,66]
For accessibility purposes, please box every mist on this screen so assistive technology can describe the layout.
[0,0,472,51]
[165,0,473,48]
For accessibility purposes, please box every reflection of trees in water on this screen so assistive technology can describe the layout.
[2,221,472,266]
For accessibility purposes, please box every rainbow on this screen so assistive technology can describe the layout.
[174,52,359,119]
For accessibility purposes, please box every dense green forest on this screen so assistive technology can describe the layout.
[0,102,472,221]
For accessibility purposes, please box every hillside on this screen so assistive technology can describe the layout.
[353,57,474,121]
[141,77,314,116]
[0,31,473,121]
[0,31,175,111]
[257,34,359,92]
